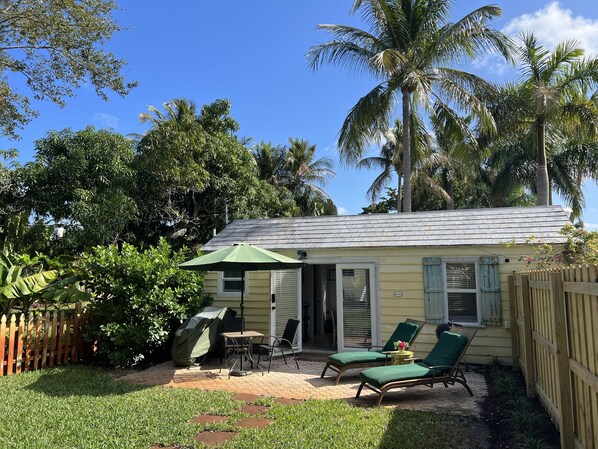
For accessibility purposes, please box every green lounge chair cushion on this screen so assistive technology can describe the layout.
[422,331,469,369]
[328,351,388,367]
[382,321,421,352]
[359,363,434,388]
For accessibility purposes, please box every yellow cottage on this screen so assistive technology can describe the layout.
[202,205,570,365]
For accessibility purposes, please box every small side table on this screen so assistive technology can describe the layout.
[221,331,265,377]
[384,350,415,365]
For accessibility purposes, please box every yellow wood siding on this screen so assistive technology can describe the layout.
[206,271,271,335]
[206,244,539,364]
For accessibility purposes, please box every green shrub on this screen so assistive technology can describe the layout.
[80,238,211,367]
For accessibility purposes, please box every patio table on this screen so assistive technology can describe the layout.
[221,331,265,377]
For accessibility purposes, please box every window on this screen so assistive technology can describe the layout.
[423,256,501,326]
[444,261,479,324]
[218,271,246,296]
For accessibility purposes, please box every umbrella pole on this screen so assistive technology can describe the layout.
[240,270,245,334]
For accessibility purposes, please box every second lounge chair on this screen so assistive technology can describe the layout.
[320,318,425,384]
[355,327,477,405]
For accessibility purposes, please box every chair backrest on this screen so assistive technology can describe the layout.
[281,318,300,348]
[382,318,425,352]
[422,327,477,373]
[222,316,244,333]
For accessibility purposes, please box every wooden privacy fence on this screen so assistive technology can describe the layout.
[0,304,88,377]
[509,266,598,449]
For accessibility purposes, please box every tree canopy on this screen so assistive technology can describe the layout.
[0,0,136,138]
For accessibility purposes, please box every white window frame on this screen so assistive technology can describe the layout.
[218,271,248,297]
[442,257,481,325]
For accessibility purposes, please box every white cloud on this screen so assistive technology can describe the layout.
[471,53,510,77]
[503,2,598,56]
[584,222,598,231]
[337,206,350,215]
[93,113,120,129]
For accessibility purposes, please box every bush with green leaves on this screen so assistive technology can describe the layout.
[80,239,211,367]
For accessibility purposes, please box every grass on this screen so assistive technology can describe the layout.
[0,366,474,449]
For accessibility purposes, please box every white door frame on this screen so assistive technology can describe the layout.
[335,262,379,352]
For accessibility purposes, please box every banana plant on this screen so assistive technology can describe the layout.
[0,251,89,315]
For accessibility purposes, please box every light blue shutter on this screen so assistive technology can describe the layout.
[423,257,444,323]
[480,256,501,325]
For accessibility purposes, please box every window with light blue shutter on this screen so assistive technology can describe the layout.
[479,256,501,325]
[423,256,502,326]
[423,257,444,323]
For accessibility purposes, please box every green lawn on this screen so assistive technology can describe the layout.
[0,366,473,449]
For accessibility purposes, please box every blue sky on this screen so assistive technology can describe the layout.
[3,1,598,227]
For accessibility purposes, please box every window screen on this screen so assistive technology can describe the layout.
[445,262,478,323]
[222,271,244,293]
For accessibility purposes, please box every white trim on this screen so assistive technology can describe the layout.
[301,256,380,265]
[335,262,379,352]
[217,271,248,297]
[441,257,481,325]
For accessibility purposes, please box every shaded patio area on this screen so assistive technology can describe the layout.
[119,355,487,417]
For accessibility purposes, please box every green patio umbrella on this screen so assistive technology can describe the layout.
[179,242,303,333]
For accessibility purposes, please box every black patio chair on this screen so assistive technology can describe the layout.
[256,318,300,373]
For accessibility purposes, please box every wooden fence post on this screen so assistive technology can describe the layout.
[508,275,520,371]
[520,274,536,398]
[7,315,16,375]
[15,314,24,374]
[551,272,575,449]
[0,315,6,376]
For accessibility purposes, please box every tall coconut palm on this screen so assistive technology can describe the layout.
[357,116,430,211]
[512,33,598,206]
[284,139,336,216]
[307,0,512,212]
[252,141,287,187]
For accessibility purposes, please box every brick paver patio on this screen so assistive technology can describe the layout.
[119,356,487,417]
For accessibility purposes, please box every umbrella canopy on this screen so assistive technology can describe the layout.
[179,242,303,272]
[179,243,303,333]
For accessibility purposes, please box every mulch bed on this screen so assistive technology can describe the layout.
[480,365,560,448]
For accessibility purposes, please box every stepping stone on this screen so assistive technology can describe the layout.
[189,414,228,425]
[232,393,264,403]
[236,417,273,429]
[274,397,304,405]
[240,405,270,414]
[195,431,238,446]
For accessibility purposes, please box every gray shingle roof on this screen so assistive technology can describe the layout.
[202,205,571,251]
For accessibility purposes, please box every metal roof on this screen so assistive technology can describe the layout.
[202,205,571,251]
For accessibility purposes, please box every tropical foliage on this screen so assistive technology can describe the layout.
[133,99,301,247]
[485,34,598,213]
[23,127,137,253]
[0,0,136,138]
[79,239,210,367]
[253,138,336,216]
[307,0,513,212]
[0,251,88,315]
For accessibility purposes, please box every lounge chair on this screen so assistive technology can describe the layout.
[355,327,477,406]
[320,318,425,384]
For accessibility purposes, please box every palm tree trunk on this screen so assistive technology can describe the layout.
[402,89,412,213]
[443,169,454,210]
[397,174,402,213]
[535,118,550,206]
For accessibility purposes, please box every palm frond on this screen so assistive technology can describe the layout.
[337,81,397,163]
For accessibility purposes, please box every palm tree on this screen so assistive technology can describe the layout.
[307,0,512,212]
[285,139,336,216]
[252,141,287,187]
[511,33,598,206]
[357,117,430,211]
